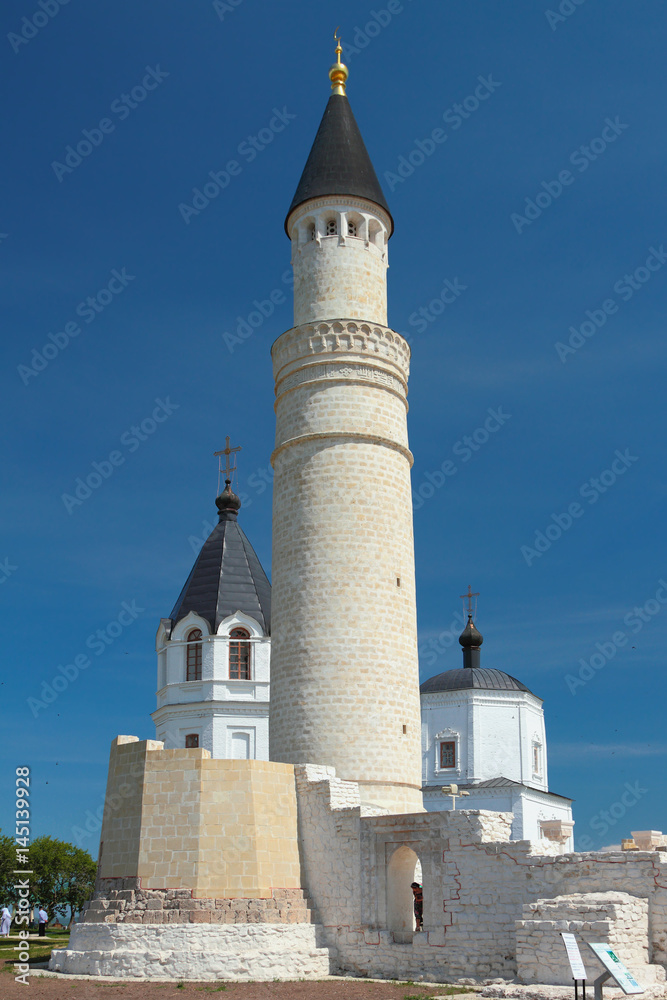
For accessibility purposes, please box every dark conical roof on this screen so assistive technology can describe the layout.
[285,94,393,235]
[170,499,271,634]
[420,669,533,695]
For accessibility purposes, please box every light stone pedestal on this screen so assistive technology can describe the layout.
[49,922,333,980]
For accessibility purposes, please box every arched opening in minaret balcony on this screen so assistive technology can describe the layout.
[387,845,424,943]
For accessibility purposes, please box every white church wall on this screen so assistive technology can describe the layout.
[421,695,468,784]
[521,788,574,851]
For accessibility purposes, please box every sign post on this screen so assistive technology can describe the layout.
[587,942,644,1000]
[561,932,587,1000]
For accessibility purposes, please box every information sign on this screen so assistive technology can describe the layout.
[561,932,588,980]
[588,943,644,995]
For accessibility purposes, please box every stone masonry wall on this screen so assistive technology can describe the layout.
[289,197,391,327]
[270,320,423,814]
[293,764,667,983]
[85,879,318,926]
[97,738,302,899]
[516,892,658,986]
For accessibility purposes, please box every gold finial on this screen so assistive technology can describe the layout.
[329,27,349,95]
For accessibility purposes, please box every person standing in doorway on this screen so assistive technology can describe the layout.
[411,882,423,931]
[37,906,48,937]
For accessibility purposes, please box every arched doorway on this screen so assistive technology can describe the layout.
[387,845,421,943]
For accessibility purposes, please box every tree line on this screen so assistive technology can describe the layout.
[0,833,96,928]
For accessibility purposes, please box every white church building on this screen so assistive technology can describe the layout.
[420,612,573,849]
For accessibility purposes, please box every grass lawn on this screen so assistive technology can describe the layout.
[0,927,70,971]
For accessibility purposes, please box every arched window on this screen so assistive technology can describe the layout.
[308,223,316,241]
[186,629,202,681]
[229,627,251,680]
[326,219,337,236]
[347,221,357,237]
[185,733,199,749]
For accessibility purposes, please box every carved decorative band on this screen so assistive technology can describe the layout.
[272,321,411,381]
[275,361,406,400]
[271,432,414,468]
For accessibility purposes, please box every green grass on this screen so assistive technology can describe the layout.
[0,927,70,970]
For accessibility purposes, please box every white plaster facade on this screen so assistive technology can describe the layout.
[421,682,574,849]
[152,610,270,760]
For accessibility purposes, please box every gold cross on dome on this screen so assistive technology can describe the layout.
[460,585,479,615]
[214,437,242,492]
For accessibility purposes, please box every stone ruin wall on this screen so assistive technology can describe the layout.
[293,764,667,982]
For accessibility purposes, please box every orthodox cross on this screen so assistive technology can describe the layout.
[214,437,242,494]
[460,585,479,618]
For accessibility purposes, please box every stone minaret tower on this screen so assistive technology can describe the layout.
[269,40,423,813]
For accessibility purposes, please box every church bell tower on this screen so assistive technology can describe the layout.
[269,39,423,813]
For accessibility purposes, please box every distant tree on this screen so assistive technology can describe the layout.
[29,837,97,927]
[0,831,16,907]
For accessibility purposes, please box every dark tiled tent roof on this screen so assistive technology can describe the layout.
[420,668,533,695]
[285,94,393,234]
[170,511,271,634]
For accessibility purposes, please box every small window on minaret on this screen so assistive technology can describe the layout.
[347,221,357,237]
[308,224,316,241]
[185,734,199,749]
[533,744,542,774]
[186,629,202,681]
[326,219,337,236]
[229,628,251,680]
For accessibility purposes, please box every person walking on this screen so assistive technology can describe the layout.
[0,906,11,936]
[37,906,48,937]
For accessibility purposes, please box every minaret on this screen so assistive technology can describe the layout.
[269,38,423,813]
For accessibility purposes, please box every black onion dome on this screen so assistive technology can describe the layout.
[285,94,393,235]
[459,614,484,648]
[216,479,241,516]
[420,669,532,695]
[169,492,271,634]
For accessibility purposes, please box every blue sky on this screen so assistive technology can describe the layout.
[1,0,665,854]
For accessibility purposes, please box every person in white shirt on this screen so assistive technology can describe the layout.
[38,906,48,937]
[0,906,11,936]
